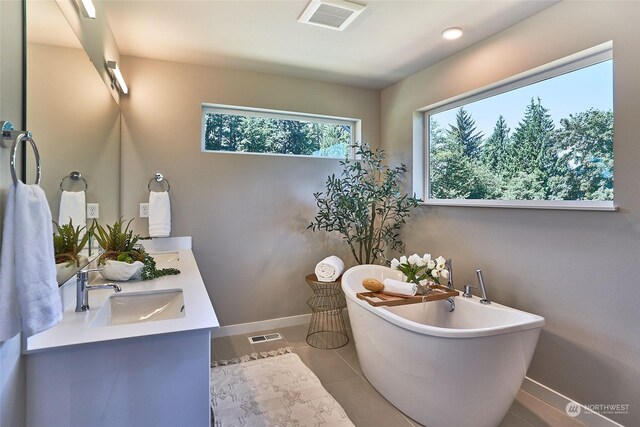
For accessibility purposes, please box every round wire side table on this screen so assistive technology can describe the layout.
[305,274,349,349]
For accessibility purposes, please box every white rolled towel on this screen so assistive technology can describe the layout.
[314,256,344,282]
[383,278,417,296]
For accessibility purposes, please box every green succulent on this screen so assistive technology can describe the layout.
[93,218,180,280]
[53,220,89,266]
[93,218,145,265]
[140,252,180,281]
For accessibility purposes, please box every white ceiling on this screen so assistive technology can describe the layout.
[101,0,557,89]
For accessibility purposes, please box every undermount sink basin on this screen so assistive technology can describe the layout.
[91,289,185,328]
[148,251,180,262]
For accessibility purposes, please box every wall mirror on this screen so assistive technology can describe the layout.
[25,0,121,284]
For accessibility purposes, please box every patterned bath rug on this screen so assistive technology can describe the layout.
[210,351,354,426]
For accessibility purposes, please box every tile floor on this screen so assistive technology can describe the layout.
[212,324,586,427]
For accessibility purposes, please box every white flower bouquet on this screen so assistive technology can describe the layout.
[390,253,450,294]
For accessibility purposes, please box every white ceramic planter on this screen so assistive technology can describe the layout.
[55,255,88,284]
[99,260,144,281]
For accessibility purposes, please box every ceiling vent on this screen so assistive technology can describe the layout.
[298,0,366,31]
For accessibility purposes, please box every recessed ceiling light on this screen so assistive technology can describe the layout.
[442,27,463,40]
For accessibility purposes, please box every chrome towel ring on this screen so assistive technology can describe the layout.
[148,172,170,192]
[11,133,41,186]
[60,171,88,192]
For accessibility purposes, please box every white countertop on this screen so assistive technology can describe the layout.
[25,237,219,353]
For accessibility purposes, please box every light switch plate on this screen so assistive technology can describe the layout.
[140,203,149,218]
[87,203,99,219]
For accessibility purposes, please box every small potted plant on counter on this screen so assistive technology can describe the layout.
[93,218,145,281]
[94,218,180,281]
[53,220,89,283]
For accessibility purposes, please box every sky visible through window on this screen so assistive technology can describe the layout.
[432,60,612,136]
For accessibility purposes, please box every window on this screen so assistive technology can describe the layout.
[421,42,614,210]
[201,104,359,158]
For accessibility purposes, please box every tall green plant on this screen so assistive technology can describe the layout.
[309,143,420,265]
[53,220,89,266]
[93,218,145,265]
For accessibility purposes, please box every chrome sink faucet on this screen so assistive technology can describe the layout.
[75,268,122,312]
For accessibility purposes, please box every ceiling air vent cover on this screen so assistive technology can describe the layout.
[299,0,366,31]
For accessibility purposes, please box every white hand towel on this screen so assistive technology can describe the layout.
[149,191,171,237]
[0,182,62,342]
[58,190,86,229]
[315,256,345,282]
[0,185,20,341]
[382,278,417,297]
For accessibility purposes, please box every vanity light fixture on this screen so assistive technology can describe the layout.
[79,0,96,19]
[442,27,463,40]
[106,61,128,94]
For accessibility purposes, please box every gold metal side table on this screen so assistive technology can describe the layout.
[305,274,349,349]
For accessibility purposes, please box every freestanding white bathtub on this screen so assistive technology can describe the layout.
[342,265,545,427]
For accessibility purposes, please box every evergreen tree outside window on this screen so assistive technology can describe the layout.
[201,105,359,159]
[423,42,614,210]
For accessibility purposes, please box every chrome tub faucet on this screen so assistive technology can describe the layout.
[476,269,491,304]
[445,259,454,290]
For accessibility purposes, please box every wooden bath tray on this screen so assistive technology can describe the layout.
[357,285,459,307]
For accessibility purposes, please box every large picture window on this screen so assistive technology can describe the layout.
[202,105,359,158]
[423,42,614,210]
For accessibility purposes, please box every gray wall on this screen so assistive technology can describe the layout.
[380,2,640,425]
[27,42,121,226]
[0,1,25,426]
[119,56,380,325]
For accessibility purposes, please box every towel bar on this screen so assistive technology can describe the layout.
[60,171,88,192]
[148,172,170,192]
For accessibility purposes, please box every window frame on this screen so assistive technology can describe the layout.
[201,103,361,159]
[416,41,616,211]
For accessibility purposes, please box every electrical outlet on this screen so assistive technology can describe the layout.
[139,203,149,218]
[87,203,99,219]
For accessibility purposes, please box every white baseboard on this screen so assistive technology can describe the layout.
[523,377,624,427]
[211,313,311,338]
[211,310,351,339]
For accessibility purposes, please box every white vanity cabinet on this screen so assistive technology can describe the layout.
[24,237,219,427]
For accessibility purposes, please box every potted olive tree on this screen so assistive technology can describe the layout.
[309,143,420,265]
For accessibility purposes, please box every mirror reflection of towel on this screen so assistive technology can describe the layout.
[149,191,171,237]
[58,190,86,229]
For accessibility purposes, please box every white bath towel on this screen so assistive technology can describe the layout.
[382,278,418,297]
[58,190,86,229]
[0,182,62,342]
[0,185,20,341]
[315,256,345,282]
[149,191,171,237]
